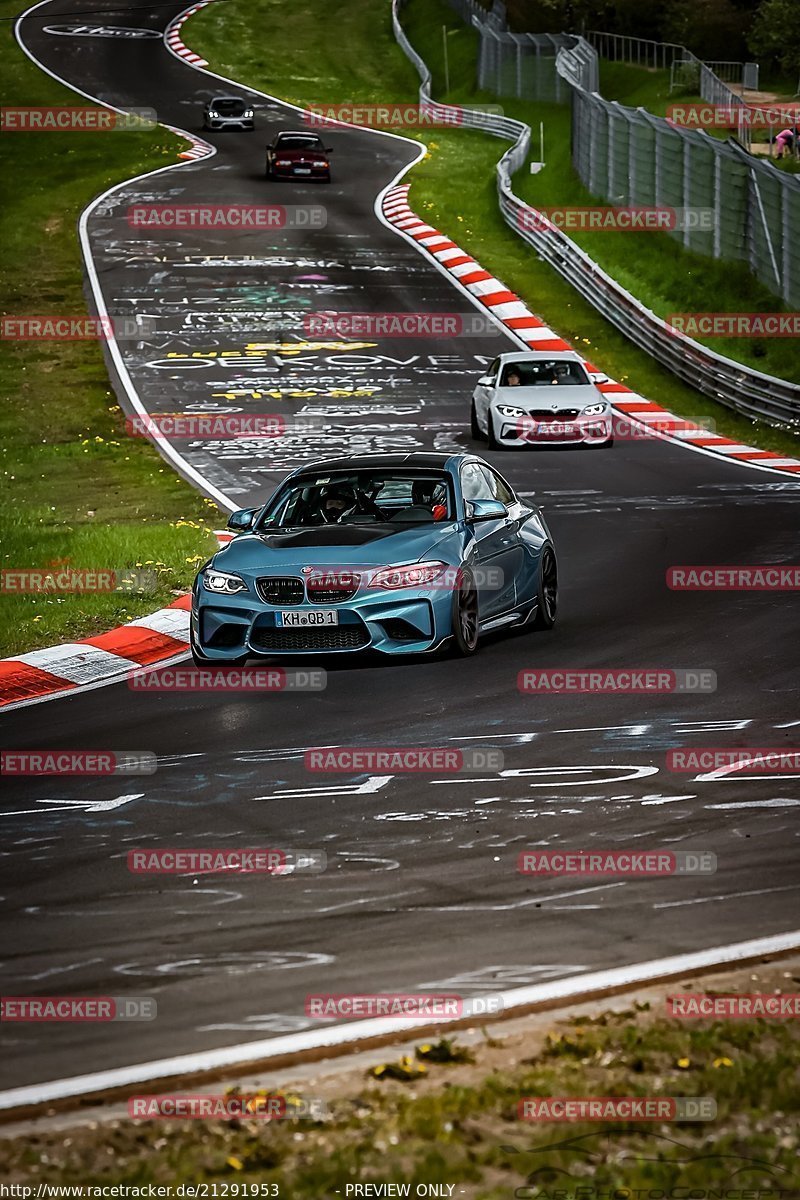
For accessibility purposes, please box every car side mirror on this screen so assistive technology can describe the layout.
[478,375,495,386]
[325,146,334,153]
[466,499,508,522]
[226,507,257,532]
[588,371,609,384]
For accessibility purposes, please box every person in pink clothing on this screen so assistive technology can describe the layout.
[775,127,797,158]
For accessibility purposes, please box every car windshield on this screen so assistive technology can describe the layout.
[213,97,247,113]
[500,359,590,386]
[256,471,454,528]
[277,134,324,150]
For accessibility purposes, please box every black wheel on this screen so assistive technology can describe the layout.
[470,400,484,441]
[450,571,480,656]
[531,546,558,630]
[487,411,503,450]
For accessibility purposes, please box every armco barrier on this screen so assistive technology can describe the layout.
[392,0,800,431]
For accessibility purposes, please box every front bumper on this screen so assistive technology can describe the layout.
[205,116,254,130]
[494,413,613,446]
[192,584,453,659]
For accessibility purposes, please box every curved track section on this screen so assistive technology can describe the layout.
[2,0,799,1096]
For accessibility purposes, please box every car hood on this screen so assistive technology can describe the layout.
[213,523,459,571]
[495,384,603,409]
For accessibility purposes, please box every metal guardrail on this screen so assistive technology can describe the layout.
[392,0,800,430]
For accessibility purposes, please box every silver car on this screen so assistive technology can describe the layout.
[202,95,254,131]
[470,350,614,449]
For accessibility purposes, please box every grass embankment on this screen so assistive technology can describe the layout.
[0,3,219,658]
[2,995,797,1191]
[189,0,800,462]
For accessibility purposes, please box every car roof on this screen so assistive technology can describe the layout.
[496,349,585,364]
[211,95,245,101]
[290,453,460,476]
[276,129,322,138]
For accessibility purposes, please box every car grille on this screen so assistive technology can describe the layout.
[251,626,370,651]
[255,576,304,605]
[306,573,359,603]
[528,409,581,421]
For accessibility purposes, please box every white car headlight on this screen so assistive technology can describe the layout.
[244,110,254,117]
[497,404,526,418]
[582,403,607,415]
[275,159,291,166]
[312,159,328,167]
[208,111,218,118]
[203,569,248,595]
[368,561,448,590]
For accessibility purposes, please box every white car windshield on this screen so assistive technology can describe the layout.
[500,360,590,386]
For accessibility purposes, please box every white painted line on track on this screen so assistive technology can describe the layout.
[1,930,798,1112]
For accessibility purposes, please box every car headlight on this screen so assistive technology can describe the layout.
[582,403,607,415]
[368,561,448,590]
[208,111,218,118]
[312,159,328,167]
[244,110,254,117]
[275,159,291,166]
[496,404,526,418]
[202,569,248,595]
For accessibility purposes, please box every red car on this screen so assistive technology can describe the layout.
[265,131,332,181]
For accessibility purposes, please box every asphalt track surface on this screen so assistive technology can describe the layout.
[2,0,799,1093]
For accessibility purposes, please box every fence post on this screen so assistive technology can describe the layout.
[750,167,782,290]
[713,151,722,259]
[683,137,692,249]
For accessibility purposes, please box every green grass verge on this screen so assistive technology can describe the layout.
[0,3,220,658]
[187,0,799,458]
[2,1004,797,1190]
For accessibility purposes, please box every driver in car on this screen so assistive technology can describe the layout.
[411,480,448,521]
[315,482,360,524]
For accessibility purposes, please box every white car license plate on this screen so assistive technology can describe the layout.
[294,167,311,174]
[277,610,338,627]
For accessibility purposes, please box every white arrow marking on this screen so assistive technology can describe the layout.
[255,775,393,800]
[1,794,143,817]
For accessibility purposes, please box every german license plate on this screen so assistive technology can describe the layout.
[277,610,338,627]
[294,167,311,174]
